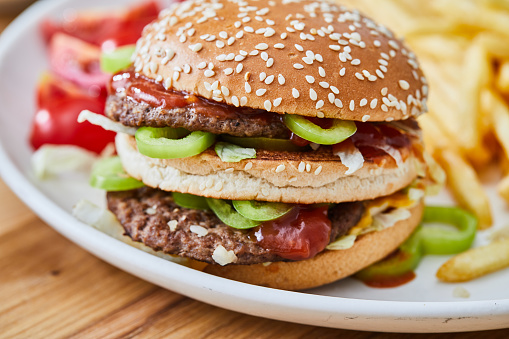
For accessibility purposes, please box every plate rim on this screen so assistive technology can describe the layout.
[0,0,508,332]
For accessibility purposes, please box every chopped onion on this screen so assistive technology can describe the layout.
[212,245,238,265]
[333,139,364,175]
[78,110,137,135]
[32,144,97,179]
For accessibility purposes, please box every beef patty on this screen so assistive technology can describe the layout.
[107,187,365,265]
[106,95,290,138]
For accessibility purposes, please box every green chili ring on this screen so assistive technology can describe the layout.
[206,198,261,229]
[135,126,216,159]
[90,156,145,191]
[232,200,294,221]
[173,192,210,210]
[419,206,478,255]
[282,114,357,145]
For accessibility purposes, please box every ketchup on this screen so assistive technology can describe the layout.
[110,68,280,123]
[252,206,331,261]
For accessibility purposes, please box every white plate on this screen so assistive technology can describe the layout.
[0,0,508,333]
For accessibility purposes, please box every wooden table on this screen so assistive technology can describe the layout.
[1,10,508,339]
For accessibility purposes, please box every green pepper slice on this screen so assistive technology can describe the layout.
[221,135,306,152]
[90,156,144,191]
[206,198,261,229]
[173,192,210,210]
[355,229,423,282]
[135,127,216,159]
[419,206,478,255]
[283,114,357,145]
[355,205,478,283]
[232,200,294,221]
[101,45,136,74]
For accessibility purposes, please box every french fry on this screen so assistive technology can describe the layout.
[437,238,509,282]
[498,175,509,205]
[436,148,492,229]
[497,61,509,94]
[482,89,509,160]
[477,33,509,59]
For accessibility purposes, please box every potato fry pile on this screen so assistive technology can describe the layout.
[339,0,509,282]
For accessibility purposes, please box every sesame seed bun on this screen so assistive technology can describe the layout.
[203,199,424,290]
[133,0,428,122]
[115,133,423,204]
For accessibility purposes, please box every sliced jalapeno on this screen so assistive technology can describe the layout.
[283,114,357,145]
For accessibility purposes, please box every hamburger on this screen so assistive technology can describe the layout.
[85,0,429,290]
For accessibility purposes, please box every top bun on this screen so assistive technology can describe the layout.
[133,0,428,122]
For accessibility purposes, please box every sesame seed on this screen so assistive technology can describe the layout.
[374,40,381,47]
[315,54,323,62]
[355,72,364,80]
[260,72,267,81]
[232,96,240,107]
[316,100,324,109]
[225,168,234,173]
[281,33,287,39]
[250,50,259,56]
[197,62,207,69]
[216,54,227,61]
[368,75,377,82]
[335,99,343,108]
[245,82,252,93]
[319,82,329,88]
[236,64,243,73]
[224,68,234,75]
[204,70,215,77]
[302,56,314,65]
[244,162,253,170]
[319,67,326,77]
[389,40,400,50]
[240,97,248,106]
[236,31,244,39]
[265,75,275,84]
[317,111,325,118]
[276,164,285,173]
[234,21,241,28]
[351,59,361,66]
[221,86,230,96]
[164,77,172,89]
[256,89,267,96]
[292,88,300,98]
[295,44,304,52]
[376,69,384,78]
[244,26,254,33]
[189,43,202,52]
[360,98,368,107]
[362,115,370,122]
[339,68,346,76]
[226,53,235,60]
[256,28,266,35]
[293,63,304,69]
[266,58,274,67]
[235,55,245,61]
[173,71,180,81]
[179,35,187,43]
[399,80,410,90]
[298,161,305,172]
[278,74,285,85]
[314,166,323,175]
[256,43,269,50]
[219,31,228,39]
[329,45,341,51]
[274,43,285,49]
[228,37,235,45]
[309,88,317,101]
[305,75,315,84]
[381,87,388,96]
[330,86,339,94]
[264,100,272,111]
[306,164,311,172]
[211,81,219,90]
[204,82,212,91]
[349,100,355,111]
[370,99,378,109]
[273,97,282,107]
[264,28,276,37]
[216,40,225,48]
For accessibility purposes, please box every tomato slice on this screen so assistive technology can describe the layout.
[41,1,160,49]
[30,74,115,154]
[49,33,109,93]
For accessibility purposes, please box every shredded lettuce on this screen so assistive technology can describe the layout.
[32,145,97,179]
[214,142,256,163]
[326,234,357,250]
[78,110,137,135]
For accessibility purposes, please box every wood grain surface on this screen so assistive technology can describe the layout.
[0,9,508,339]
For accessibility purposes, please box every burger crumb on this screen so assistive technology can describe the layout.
[212,245,238,265]
[145,207,157,215]
[453,286,470,299]
[167,220,178,231]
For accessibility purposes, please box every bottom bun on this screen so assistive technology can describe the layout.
[203,201,424,290]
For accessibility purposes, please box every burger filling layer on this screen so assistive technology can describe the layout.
[107,187,365,264]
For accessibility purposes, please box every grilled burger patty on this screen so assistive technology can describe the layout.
[105,94,290,138]
[107,187,365,265]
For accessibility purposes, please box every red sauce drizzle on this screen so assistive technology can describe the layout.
[251,206,331,261]
[360,271,416,288]
[109,68,279,123]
